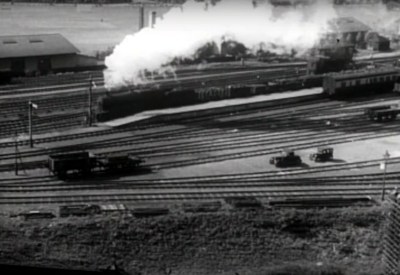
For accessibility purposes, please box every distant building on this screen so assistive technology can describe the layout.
[366,33,391,51]
[323,17,371,49]
[0,33,103,80]
[0,33,80,76]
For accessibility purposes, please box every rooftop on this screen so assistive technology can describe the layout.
[328,17,371,34]
[0,33,79,59]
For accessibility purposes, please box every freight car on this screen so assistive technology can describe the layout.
[48,152,143,178]
[364,105,400,121]
[96,84,270,121]
[322,67,400,97]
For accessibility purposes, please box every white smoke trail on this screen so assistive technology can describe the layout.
[104,0,337,89]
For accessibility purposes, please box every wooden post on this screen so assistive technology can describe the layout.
[28,101,33,148]
[88,75,93,127]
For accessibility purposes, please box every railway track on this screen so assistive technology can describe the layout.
[0,185,390,205]
[0,94,398,173]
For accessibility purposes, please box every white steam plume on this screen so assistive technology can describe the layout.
[104,0,337,89]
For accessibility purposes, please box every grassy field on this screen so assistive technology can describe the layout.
[0,3,172,55]
[0,206,386,275]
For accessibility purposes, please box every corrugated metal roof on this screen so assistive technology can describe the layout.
[328,17,371,34]
[0,33,79,59]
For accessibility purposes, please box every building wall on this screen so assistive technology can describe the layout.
[51,54,78,70]
[0,59,11,72]
[0,54,79,76]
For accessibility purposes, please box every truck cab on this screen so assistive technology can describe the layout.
[309,147,333,162]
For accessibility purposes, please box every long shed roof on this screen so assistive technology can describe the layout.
[0,33,79,59]
[328,17,371,34]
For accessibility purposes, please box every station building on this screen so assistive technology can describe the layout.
[0,33,100,79]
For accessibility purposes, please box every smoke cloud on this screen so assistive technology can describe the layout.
[104,0,337,89]
[336,3,400,38]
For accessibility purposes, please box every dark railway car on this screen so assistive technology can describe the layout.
[48,152,143,178]
[96,153,143,171]
[364,105,400,121]
[96,88,199,121]
[323,68,400,97]
[48,152,94,177]
[96,84,271,122]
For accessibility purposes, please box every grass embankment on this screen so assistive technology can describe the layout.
[0,206,386,275]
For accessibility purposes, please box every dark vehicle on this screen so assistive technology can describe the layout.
[309,147,334,162]
[48,152,144,178]
[269,149,302,167]
[323,67,400,97]
[59,204,101,217]
[364,105,400,121]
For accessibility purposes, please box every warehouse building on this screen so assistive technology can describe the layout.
[323,17,371,49]
[0,33,100,79]
[366,33,391,51]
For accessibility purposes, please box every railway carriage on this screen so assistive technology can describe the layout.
[323,68,400,97]
[48,151,144,178]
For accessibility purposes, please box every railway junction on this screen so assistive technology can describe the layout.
[4,1,400,275]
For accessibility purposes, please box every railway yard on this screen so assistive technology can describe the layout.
[1,58,400,210]
[5,1,400,274]
[1,55,400,274]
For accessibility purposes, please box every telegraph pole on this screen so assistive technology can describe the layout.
[14,132,18,175]
[28,101,37,148]
[28,101,33,148]
[382,150,391,201]
[88,75,93,127]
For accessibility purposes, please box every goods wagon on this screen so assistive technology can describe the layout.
[48,152,94,177]
[364,105,400,121]
[48,152,143,178]
[323,68,400,96]
[96,84,270,121]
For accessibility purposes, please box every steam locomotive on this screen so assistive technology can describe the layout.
[95,41,362,122]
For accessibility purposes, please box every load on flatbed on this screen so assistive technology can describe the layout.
[48,151,143,178]
[364,104,400,121]
[269,149,302,168]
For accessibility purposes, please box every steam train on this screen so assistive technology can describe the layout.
[94,39,400,122]
[95,77,322,121]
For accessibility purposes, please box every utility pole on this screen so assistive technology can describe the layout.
[88,75,93,127]
[382,150,391,201]
[28,101,37,148]
[14,132,18,175]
